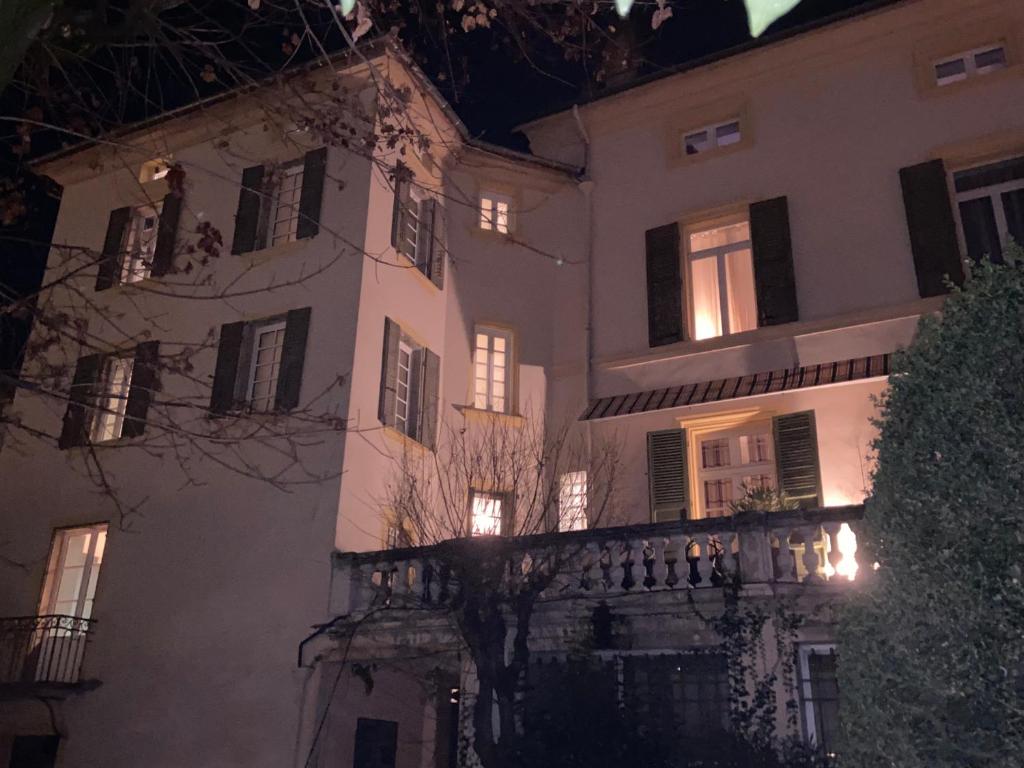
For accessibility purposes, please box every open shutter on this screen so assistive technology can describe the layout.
[151,193,182,277]
[59,353,102,448]
[378,317,401,427]
[96,207,130,291]
[121,341,160,438]
[750,196,799,327]
[209,321,245,414]
[390,163,411,248]
[275,307,311,411]
[231,165,265,255]
[296,147,327,240]
[416,197,436,275]
[418,348,440,450]
[773,411,823,509]
[646,223,684,347]
[647,428,689,522]
[428,202,445,290]
[899,159,964,297]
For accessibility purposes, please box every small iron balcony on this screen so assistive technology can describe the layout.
[0,615,97,698]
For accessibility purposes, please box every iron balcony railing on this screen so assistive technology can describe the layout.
[0,615,94,687]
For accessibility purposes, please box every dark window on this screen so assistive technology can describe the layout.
[799,646,840,758]
[8,736,59,768]
[353,718,398,768]
[954,156,1024,264]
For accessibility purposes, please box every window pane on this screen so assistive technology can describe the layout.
[935,57,967,84]
[716,121,741,147]
[471,494,503,536]
[1001,188,1024,248]
[691,257,722,340]
[480,198,493,230]
[974,46,1007,72]
[684,130,709,155]
[689,221,750,253]
[559,471,587,532]
[959,197,1003,263]
[701,438,730,469]
[725,247,758,334]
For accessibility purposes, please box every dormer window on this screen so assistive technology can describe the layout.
[683,119,742,156]
[934,44,1007,86]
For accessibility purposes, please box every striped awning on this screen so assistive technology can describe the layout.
[581,353,891,421]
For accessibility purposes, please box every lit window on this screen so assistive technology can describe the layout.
[558,471,587,532]
[120,204,161,284]
[139,158,170,183]
[480,193,512,234]
[42,525,108,620]
[261,161,304,247]
[953,155,1024,264]
[246,321,287,412]
[90,356,134,442]
[798,645,840,759]
[471,491,505,536]
[696,423,774,518]
[473,327,512,414]
[683,119,742,156]
[687,218,757,340]
[934,44,1007,86]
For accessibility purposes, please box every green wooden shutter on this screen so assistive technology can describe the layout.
[122,341,160,438]
[275,307,311,411]
[416,198,436,275]
[647,428,689,522]
[95,207,130,291]
[419,348,440,450]
[773,411,823,508]
[378,318,401,427]
[231,165,264,255]
[750,196,799,327]
[151,193,182,277]
[899,159,965,297]
[645,223,684,347]
[428,202,445,290]
[209,321,245,414]
[296,147,327,240]
[59,353,103,448]
[390,163,411,248]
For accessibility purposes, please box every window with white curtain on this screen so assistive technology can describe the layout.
[479,192,512,234]
[558,471,588,532]
[120,203,161,284]
[695,423,774,518]
[686,218,758,341]
[90,356,135,442]
[42,525,109,620]
[471,491,506,536]
[246,320,287,412]
[473,327,512,413]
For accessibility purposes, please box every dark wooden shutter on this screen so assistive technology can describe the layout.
[122,341,160,438]
[647,428,689,522]
[750,196,799,327]
[390,163,410,248]
[59,353,102,449]
[428,202,446,290]
[353,717,398,768]
[151,193,182,277]
[899,159,965,297]
[209,321,245,414]
[418,348,440,450]
[275,307,311,411]
[231,165,265,255]
[773,411,823,508]
[296,147,327,240]
[645,223,684,347]
[378,317,401,427]
[417,197,436,274]
[96,207,130,291]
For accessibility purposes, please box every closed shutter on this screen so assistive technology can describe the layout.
[773,411,823,508]
[428,202,445,290]
[378,317,401,427]
[96,207,130,291]
[275,307,311,411]
[231,164,265,255]
[750,196,799,327]
[418,348,440,450]
[59,353,103,448]
[209,321,245,414]
[390,163,411,248]
[121,341,160,438]
[899,159,964,297]
[296,147,327,240]
[353,717,398,768]
[151,193,182,277]
[646,223,684,347]
[647,428,689,522]
[417,197,436,275]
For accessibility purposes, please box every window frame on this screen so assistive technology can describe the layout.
[952,154,1024,264]
[558,471,588,532]
[933,43,1008,86]
[398,185,427,264]
[470,489,508,536]
[39,524,109,621]
[479,191,514,234]
[681,118,743,157]
[693,421,776,518]
[259,160,305,249]
[245,319,288,413]
[473,326,514,415]
[119,203,162,285]
[683,215,758,341]
[90,355,135,443]
[797,643,840,758]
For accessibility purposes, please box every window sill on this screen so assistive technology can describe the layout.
[455,404,524,427]
[381,424,431,453]
[241,238,307,264]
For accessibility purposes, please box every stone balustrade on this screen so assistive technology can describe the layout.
[330,506,865,617]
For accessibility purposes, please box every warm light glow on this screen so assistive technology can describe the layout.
[823,523,859,581]
[471,493,503,536]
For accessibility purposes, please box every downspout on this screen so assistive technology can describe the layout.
[572,105,595,457]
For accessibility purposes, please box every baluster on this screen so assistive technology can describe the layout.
[599,545,614,591]
[821,521,843,581]
[392,559,412,599]
[580,542,601,591]
[664,535,681,587]
[800,525,824,584]
[774,529,796,582]
[650,539,668,589]
[428,559,442,603]
[617,541,633,591]
[694,534,714,587]
[721,532,740,582]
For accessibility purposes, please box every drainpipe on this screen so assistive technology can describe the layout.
[572,105,595,457]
